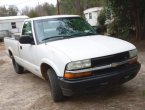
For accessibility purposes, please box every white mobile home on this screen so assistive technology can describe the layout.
[84,7,102,26]
[0,16,29,39]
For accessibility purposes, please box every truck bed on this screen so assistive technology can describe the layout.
[4,37,20,57]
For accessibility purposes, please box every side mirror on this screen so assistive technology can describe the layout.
[19,35,34,44]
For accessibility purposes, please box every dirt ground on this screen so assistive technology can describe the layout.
[0,42,145,110]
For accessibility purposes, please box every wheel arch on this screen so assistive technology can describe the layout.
[40,63,53,80]
[8,48,13,58]
[40,60,60,80]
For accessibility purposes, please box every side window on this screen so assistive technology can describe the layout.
[11,22,16,29]
[22,21,33,37]
[89,13,92,19]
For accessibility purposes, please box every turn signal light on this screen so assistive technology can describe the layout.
[128,58,137,64]
[64,72,92,79]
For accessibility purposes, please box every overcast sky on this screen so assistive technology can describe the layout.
[0,0,57,9]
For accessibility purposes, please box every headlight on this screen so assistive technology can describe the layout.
[66,59,91,71]
[129,49,137,58]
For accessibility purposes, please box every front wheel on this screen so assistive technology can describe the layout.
[12,57,24,74]
[47,69,64,102]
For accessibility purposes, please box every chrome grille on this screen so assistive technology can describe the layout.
[91,52,129,67]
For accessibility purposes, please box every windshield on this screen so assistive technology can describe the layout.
[34,17,97,43]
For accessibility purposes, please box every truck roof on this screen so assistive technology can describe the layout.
[25,15,80,21]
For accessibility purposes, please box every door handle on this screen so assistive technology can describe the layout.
[20,46,22,49]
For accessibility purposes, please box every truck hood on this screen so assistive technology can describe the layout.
[47,35,136,61]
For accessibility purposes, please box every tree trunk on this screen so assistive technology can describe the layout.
[133,0,140,40]
[133,0,145,40]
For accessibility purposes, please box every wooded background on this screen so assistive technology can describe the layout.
[0,0,144,40]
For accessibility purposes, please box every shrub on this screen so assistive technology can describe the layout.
[97,9,107,34]
[98,9,106,26]
[107,17,130,39]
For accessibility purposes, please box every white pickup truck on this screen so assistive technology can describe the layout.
[4,15,141,102]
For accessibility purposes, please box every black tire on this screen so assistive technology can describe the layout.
[12,57,24,74]
[47,69,64,102]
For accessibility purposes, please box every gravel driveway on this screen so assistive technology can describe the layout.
[0,42,145,110]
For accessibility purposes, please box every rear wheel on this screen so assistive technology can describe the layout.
[47,69,64,102]
[12,57,24,74]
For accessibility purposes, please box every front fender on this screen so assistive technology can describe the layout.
[40,58,63,77]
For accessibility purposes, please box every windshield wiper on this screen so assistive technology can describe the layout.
[42,36,68,41]
[70,32,86,37]
[70,32,96,37]
[41,32,96,42]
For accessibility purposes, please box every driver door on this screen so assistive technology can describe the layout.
[19,21,39,74]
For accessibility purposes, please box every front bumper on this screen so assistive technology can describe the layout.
[59,62,141,96]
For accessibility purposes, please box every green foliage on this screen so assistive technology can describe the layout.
[88,0,106,7]
[0,5,18,16]
[105,1,131,38]
[106,0,145,40]
[0,6,7,16]
[98,9,106,26]
[21,6,30,16]
[107,19,130,39]
[21,3,56,17]
[28,9,39,18]
[21,0,106,17]
[42,3,56,15]
[97,9,107,34]
[60,0,77,14]
[8,5,18,16]
[60,0,106,15]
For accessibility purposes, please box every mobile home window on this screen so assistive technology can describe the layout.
[11,22,16,29]
[89,13,92,19]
